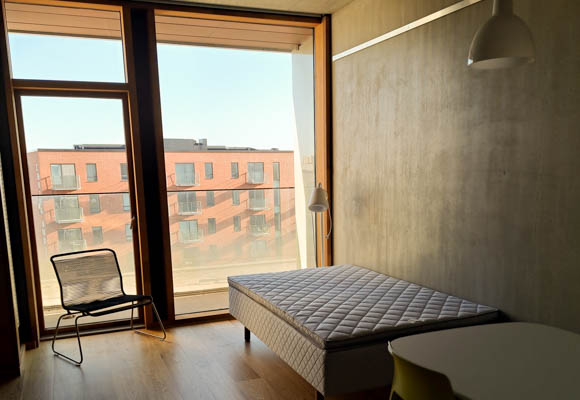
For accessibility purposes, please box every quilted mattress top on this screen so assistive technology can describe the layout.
[228,265,499,349]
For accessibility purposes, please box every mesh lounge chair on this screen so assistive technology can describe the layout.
[50,248,166,365]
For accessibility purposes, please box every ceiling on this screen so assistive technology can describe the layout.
[172,0,353,14]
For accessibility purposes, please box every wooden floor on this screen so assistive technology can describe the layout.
[0,320,387,400]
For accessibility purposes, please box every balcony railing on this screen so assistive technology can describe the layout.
[51,175,81,191]
[58,239,86,252]
[246,173,267,185]
[179,230,204,243]
[175,172,200,187]
[55,207,84,224]
[178,201,202,215]
[248,198,269,211]
[248,224,269,236]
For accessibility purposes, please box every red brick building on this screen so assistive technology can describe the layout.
[27,139,296,304]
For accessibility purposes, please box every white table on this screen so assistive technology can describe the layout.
[389,322,580,400]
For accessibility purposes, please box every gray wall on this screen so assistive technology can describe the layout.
[331,0,580,332]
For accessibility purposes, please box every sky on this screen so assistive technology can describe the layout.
[9,33,305,152]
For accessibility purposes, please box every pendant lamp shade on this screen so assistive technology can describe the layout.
[308,183,329,212]
[468,0,535,69]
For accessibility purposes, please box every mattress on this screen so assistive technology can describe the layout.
[228,265,499,350]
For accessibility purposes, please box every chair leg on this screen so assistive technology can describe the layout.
[244,327,251,342]
[133,301,167,341]
[52,313,84,366]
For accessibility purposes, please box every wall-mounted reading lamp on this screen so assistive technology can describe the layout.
[308,183,332,267]
[468,0,535,69]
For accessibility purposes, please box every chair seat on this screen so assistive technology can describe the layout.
[66,294,152,314]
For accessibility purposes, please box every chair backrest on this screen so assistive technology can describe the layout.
[389,343,457,400]
[51,249,125,309]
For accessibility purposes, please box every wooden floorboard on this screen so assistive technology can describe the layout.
[0,320,387,400]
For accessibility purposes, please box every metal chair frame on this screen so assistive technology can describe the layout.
[50,248,167,366]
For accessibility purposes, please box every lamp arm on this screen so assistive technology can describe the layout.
[326,210,333,240]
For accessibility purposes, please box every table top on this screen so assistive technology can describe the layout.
[390,322,580,400]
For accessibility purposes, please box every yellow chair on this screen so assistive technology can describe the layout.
[388,342,460,400]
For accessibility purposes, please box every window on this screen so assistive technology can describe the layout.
[275,213,281,233]
[179,220,200,242]
[54,196,82,223]
[50,164,78,190]
[6,3,125,83]
[57,228,84,252]
[122,193,131,211]
[232,190,240,205]
[249,214,267,235]
[86,163,98,182]
[273,162,280,184]
[178,192,199,214]
[208,218,216,234]
[233,216,241,232]
[125,224,132,241]
[89,194,101,213]
[92,226,103,245]
[249,189,266,210]
[248,162,264,184]
[176,163,195,186]
[120,163,128,181]
[249,240,267,258]
[205,162,213,179]
[231,162,239,179]
[206,191,215,207]
[274,189,281,208]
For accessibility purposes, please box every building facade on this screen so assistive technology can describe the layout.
[27,139,297,306]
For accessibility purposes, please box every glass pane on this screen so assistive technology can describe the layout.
[21,96,137,328]
[156,13,315,317]
[5,2,125,83]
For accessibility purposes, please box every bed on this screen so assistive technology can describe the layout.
[228,265,499,399]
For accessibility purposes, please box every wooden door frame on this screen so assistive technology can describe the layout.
[12,88,147,336]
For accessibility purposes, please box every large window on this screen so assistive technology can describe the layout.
[86,163,98,182]
[156,11,316,317]
[50,164,79,190]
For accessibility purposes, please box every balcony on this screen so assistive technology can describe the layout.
[51,175,81,191]
[247,224,269,236]
[175,172,200,187]
[178,201,202,215]
[55,207,84,224]
[58,239,86,252]
[246,173,267,185]
[179,230,204,243]
[248,198,269,211]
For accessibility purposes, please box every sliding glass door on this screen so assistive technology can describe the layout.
[155,12,317,317]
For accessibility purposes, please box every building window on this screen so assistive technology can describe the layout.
[274,188,281,208]
[57,228,84,252]
[249,240,267,258]
[54,196,82,223]
[275,213,281,233]
[206,191,215,207]
[125,224,132,241]
[92,226,103,245]
[51,163,78,190]
[205,162,213,179]
[232,190,240,205]
[120,163,128,181]
[122,193,131,211]
[231,162,239,179]
[248,162,264,184]
[86,163,98,182]
[176,163,195,186]
[249,214,268,235]
[208,218,216,234]
[178,192,199,214]
[273,162,280,185]
[89,194,101,213]
[179,220,200,242]
[233,216,241,232]
[249,189,266,210]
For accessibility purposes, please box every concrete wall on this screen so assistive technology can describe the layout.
[331,0,580,332]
